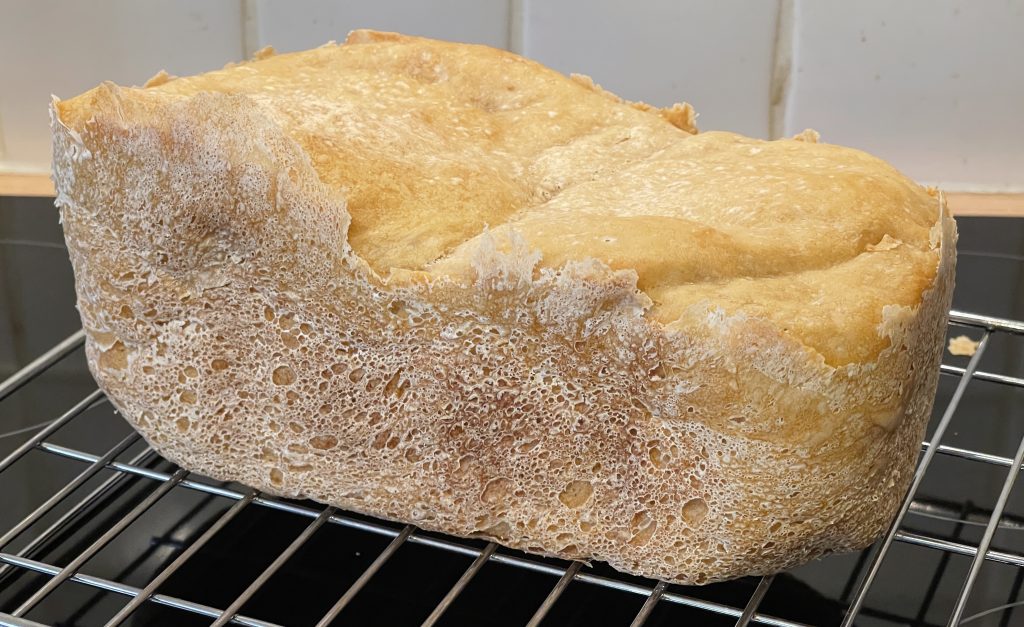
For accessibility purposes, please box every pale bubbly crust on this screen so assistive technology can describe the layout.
[51,31,955,584]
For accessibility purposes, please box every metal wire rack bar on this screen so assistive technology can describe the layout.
[949,434,1024,624]
[0,388,104,475]
[422,542,498,627]
[909,498,1024,531]
[0,431,139,550]
[313,524,415,627]
[524,560,582,627]
[0,614,46,627]
[9,468,189,617]
[0,553,280,627]
[948,310,1024,334]
[895,530,1024,568]
[1,306,1022,626]
[0,330,84,403]
[0,445,158,584]
[940,364,1024,389]
[212,507,336,627]
[923,441,1024,471]
[840,332,992,626]
[629,580,667,627]
[736,576,775,627]
[104,490,260,626]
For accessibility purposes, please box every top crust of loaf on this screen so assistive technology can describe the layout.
[57,30,939,369]
[51,31,955,585]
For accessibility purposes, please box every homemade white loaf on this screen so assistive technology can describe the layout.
[52,31,955,585]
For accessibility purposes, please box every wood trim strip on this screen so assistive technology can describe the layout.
[3,172,1024,217]
[0,173,54,197]
[944,192,1024,218]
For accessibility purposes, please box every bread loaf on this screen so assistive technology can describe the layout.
[52,30,955,585]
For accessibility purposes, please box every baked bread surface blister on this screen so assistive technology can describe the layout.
[52,30,955,584]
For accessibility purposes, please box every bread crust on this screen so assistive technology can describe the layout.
[51,32,954,584]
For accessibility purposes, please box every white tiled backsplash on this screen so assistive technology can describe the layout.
[1,0,1021,190]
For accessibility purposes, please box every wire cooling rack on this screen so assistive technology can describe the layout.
[0,309,1022,627]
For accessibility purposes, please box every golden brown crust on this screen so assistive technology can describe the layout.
[52,31,954,584]
[567,73,698,133]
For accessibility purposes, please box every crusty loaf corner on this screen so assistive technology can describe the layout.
[51,30,954,584]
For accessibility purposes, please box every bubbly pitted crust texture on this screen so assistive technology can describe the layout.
[53,30,955,584]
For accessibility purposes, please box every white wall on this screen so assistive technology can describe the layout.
[1,0,1021,190]
[785,1,1024,191]
[0,1,245,173]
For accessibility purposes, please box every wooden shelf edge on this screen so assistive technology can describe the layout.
[3,171,1023,217]
[944,192,1024,217]
[0,172,55,197]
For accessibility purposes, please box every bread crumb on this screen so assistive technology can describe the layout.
[143,70,176,88]
[948,335,980,356]
[252,45,276,61]
[792,129,821,143]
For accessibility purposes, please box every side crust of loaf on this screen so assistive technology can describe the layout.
[51,38,955,585]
